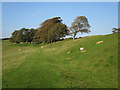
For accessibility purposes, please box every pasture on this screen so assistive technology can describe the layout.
[2,33,118,88]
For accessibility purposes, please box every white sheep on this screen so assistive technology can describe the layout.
[19,49,21,52]
[80,47,85,52]
[41,46,44,48]
[67,51,71,54]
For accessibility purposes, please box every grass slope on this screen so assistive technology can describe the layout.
[2,34,118,88]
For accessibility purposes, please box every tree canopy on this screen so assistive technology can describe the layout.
[34,17,69,43]
[69,16,91,40]
[10,17,69,43]
[10,28,37,43]
[10,16,91,43]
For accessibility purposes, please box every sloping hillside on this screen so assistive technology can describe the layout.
[2,33,118,88]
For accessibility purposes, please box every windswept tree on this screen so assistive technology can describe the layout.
[69,16,91,40]
[24,28,37,43]
[47,23,69,42]
[34,17,69,43]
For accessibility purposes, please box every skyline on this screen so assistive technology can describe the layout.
[2,2,118,38]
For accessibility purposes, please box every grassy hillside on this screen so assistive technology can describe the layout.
[2,33,118,88]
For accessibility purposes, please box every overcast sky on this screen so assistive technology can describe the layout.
[2,2,118,38]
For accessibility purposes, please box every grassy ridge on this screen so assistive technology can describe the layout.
[2,33,118,88]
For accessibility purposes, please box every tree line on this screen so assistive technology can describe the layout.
[10,16,91,43]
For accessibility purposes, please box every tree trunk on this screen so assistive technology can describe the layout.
[73,32,77,40]
[73,36,75,40]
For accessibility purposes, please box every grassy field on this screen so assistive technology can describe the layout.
[2,33,118,88]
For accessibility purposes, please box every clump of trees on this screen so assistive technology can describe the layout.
[10,16,91,43]
[10,28,37,43]
[10,17,69,43]
[112,28,120,33]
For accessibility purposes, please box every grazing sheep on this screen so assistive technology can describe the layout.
[19,49,21,52]
[41,46,44,48]
[96,41,104,44]
[80,47,86,52]
[67,51,71,54]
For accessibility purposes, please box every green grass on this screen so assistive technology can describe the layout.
[2,33,118,88]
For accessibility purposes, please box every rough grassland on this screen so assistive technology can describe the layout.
[2,34,118,88]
